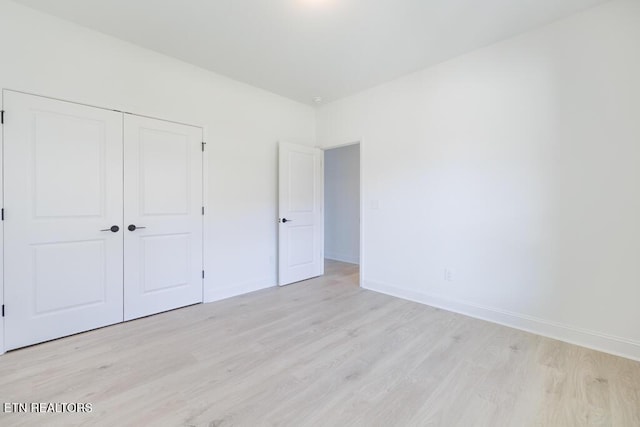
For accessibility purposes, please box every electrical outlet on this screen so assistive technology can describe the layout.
[444,268,453,282]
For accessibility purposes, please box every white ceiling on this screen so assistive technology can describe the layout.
[13,0,608,104]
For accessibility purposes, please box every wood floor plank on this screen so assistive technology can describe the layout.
[1,260,639,427]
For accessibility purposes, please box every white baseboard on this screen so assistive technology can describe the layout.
[325,252,359,265]
[204,277,275,303]
[363,279,640,362]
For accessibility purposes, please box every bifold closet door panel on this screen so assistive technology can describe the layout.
[3,92,124,351]
[123,114,203,321]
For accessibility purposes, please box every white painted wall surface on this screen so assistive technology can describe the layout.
[324,144,360,264]
[0,0,315,352]
[316,0,640,360]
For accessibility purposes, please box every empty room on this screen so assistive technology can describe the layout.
[1,0,639,425]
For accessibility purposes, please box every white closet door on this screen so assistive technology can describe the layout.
[3,91,124,350]
[123,115,203,321]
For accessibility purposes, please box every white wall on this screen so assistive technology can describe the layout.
[324,144,360,264]
[316,0,640,360]
[0,0,316,352]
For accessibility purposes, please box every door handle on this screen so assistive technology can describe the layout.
[128,224,147,231]
[101,225,120,233]
[280,218,293,223]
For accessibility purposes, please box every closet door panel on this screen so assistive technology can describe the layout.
[123,115,203,320]
[3,92,124,350]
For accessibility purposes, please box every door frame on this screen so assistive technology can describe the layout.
[0,88,208,354]
[322,140,364,289]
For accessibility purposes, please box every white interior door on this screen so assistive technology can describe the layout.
[278,142,324,286]
[123,114,203,321]
[3,91,124,350]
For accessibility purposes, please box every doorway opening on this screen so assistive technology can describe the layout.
[323,142,361,286]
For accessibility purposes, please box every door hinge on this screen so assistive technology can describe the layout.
[202,206,205,215]
[2,305,4,318]
[202,141,206,152]
[1,110,4,124]
[1,208,4,221]
[202,270,205,279]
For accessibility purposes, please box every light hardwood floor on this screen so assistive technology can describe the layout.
[1,260,639,426]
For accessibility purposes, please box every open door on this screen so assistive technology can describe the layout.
[278,142,324,286]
